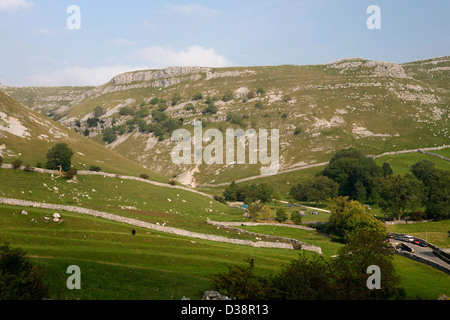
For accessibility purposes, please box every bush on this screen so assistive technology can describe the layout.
[213,195,227,204]
[276,208,288,222]
[102,128,118,144]
[184,103,195,112]
[291,211,303,225]
[89,166,101,172]
[222,92,233,102]
[192,92,203,101]
[140,174,149,180]
[168,179,176,186]
[150,97,159,105]
[171,93,182,106]
[254,101,264,109]
[0,156,3,167]
[23,165,34,172]
[12,159,22,170]
[203,104,218,115]
[0,243,49,300]
[294,127,302,135]
[64,168,77,180]
[256,87,265,95]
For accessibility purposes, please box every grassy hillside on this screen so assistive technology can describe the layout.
[0,90,167,181]
[28,57,447,188]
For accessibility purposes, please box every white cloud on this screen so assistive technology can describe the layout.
[165,4,217,17]
[26,65,148,87]
[0,0,33,11]
[130,45,232,68]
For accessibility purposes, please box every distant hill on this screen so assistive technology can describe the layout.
[0,89,168,181]
[4,56,449,187]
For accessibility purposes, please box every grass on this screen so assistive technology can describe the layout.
[0,168,262,240]
[2,204,448,300]
[0,204,301,300]
[375,152,450,176]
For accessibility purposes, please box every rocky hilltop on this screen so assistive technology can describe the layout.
[4,57,449,187]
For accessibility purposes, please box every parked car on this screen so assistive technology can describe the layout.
[403,235,415,243]
[413,238,428,247]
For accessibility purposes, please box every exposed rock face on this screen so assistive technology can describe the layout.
[110,66,212,85]
[327,58,409,79]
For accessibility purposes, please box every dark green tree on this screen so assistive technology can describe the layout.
[374,174,425,221]
[382,162,394,177]
[45,143,74,172]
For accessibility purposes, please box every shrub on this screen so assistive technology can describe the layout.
[23,165,34,172]
[192,92,203,101]
[168,179,176,186]
[246,91,256,100]
[12,159,22,170]
[203,104,218,115]
[221,92,233,102]
[64,168,77,180]
[93,106,105,118]
[254,101,264,109]
[276,208,288,222]
[171,93,182,106]
[291,211,303,225]
[102,128,117,144]
[184,103,195,112]
[86,117,100,127]
[150,97,159,105]
[89,165,101,172]
[256,87,265,95]
[140,174,149,180]
[294,127,302,135]
[0,155,3,167]
[0,243,49,300]
[213,195,227,204]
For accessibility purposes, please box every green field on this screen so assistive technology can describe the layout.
[1,203,448,300]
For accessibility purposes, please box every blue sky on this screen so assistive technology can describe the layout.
[0,0,448,86]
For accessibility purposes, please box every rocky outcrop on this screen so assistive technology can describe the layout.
[326,58,409,79]
[110,66,211,85]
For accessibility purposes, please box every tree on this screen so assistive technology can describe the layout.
[275,208,287,222]
[102,128,118,144]
[374,174,425,221]
[45,143,74,173]
[93,106,105,118]
[290,211,303,225]
[327,196,385,242]
[382,162,393,177]
[332,228,404,300]
[0,243,49,300]
[171,93,182,106]
[420,169,450,220]
[209,259,268,300]
[411,160,435,181]
[323,148,383,201]
[302,176,339,204]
